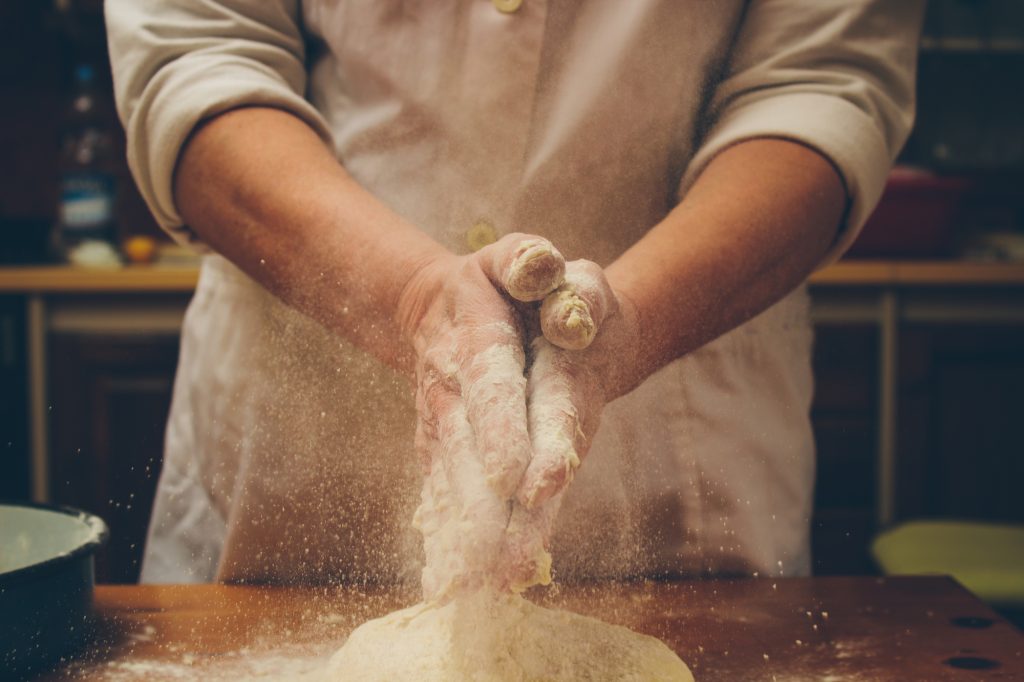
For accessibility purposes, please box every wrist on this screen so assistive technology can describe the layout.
[604,287,649,401]
[394,249,459,349]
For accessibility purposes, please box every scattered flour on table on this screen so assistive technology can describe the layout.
[62,639,337,681]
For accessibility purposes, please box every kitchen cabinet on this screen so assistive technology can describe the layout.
[809,325,879,575]
[3,263,1023,582]
[0,297,30,500]
[809,321,1024,574]
[809,282,1024,575]
[6,285,189,583]
[47,331,179,583]
[897,323,1024,522]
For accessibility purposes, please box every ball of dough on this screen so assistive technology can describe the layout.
[323,592,693,681]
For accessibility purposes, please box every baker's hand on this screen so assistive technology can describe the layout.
[495,260,642,591]
[399,234,568,599]
[518,259,642,509]
[397,234,566,498]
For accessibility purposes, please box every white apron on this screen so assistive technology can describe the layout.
[145,255,813,584]
[121,0,921,584]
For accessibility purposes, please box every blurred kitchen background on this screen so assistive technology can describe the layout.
[0,0,1022,604]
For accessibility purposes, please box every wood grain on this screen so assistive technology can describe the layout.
[33,577,1024,681]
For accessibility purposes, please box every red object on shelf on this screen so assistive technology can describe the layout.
[846,167,972,259]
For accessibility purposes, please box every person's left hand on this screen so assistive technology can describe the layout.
[520,259,643,507]
[497,259,646,590]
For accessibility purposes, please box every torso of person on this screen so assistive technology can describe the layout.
[141,0,816,586]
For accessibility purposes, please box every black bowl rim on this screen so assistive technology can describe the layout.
[0,499,109,587]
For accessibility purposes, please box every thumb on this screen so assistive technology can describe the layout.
[517,338,593,509]
[476,233,566,303]
[539,259,615,351]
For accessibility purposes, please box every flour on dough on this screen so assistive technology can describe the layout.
[323,590,693,682]
[322,335,692,681]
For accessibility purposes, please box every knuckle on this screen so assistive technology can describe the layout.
[502,231,539,246]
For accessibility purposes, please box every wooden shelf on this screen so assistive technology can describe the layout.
[812,261,1024,287]
[920,36,1024,54]
[0,265,199,292]
[2,261,1024,293]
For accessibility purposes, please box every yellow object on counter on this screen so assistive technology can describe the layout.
[123,235,158,264]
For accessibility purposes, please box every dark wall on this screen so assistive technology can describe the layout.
[0,0,159,264]
[0,2,63,223]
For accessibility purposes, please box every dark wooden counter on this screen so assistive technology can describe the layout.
[32,576,1024,681]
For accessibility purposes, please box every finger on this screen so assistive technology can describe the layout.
[539,259,615,351]
[437,401,508,544]
[414,354,451,475]
[420,397,510,600]
[414,340,465,473]
[501,492,564,592]
[456,321,533,499]
[517,338,594,509]
[477,233,566,302]
[412,348,462,597]
[414,399,435,476]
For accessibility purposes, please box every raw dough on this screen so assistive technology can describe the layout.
[323,590,693,682]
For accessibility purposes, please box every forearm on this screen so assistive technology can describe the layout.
[174,107,449,371]
[606,138,846,390]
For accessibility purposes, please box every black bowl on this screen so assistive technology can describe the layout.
[0,501,108,678]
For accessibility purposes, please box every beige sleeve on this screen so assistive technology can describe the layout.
[680,0,925,266]
[105,0,332,245]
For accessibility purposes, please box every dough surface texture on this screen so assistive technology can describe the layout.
[323,590,693,681]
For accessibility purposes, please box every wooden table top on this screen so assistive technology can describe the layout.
[3,261,1024,293]
[33,576,1024,681]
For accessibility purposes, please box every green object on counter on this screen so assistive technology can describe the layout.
[872,521,1024,608]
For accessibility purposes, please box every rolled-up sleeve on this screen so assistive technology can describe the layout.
[106,0,332,244]
[680,1,924,265]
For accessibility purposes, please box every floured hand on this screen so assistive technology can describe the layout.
[521,259,642,507]
[396,234,565,598]
[500,260,643,590]
[397,234,565,494]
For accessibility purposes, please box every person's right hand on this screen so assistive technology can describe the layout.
[396,234,566,599]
